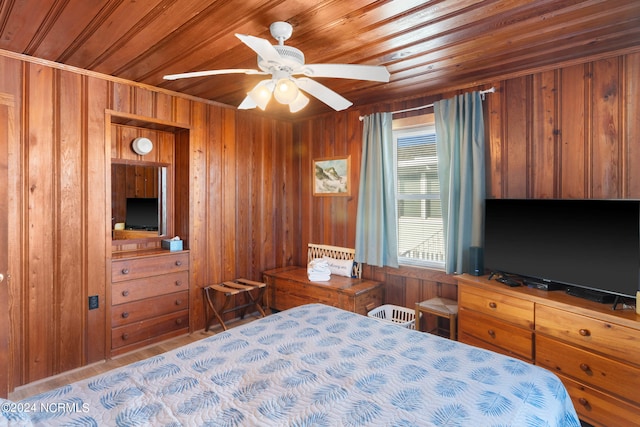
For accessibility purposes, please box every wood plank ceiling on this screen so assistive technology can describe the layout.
[1,0,639,118]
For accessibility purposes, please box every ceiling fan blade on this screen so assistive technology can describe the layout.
[296,64,390,82]
[294,77,353,111]
[235,33,282,64]
[164,69,265,80]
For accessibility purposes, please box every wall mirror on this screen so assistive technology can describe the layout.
[111,161,168,240]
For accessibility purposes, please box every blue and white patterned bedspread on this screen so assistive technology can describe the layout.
[3,303,579,426]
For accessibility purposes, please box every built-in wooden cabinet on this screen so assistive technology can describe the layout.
[110,250,190,356]
[457,274,640,427]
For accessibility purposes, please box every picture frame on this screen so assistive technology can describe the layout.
[313,155,351,197]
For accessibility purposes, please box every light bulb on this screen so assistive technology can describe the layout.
[247,80,275,110]
[289,91,309,113]
[273,78,299,104]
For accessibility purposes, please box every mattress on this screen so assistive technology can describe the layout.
[2,303,580,426]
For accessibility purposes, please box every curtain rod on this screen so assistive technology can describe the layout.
[359,87,496,121]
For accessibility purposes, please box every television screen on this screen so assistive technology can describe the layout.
[125,197,158,230]
[484,199,640,298]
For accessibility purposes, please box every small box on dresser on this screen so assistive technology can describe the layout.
[110,250,190,357]
[162,239,183,251]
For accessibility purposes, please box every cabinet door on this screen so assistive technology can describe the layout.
[0,97,12,398]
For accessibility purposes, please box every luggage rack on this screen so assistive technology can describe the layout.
[203,278,267,331]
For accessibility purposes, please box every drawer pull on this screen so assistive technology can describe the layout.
[579,363,591,373]
[578,397,590,408]
[121,268,129,275]
[175,280,182,286]
[175,299,182,305]
[121,312,129,319]
[176,318,183,325]
[488,302,497,309]
[122,333,129,340]
[579,329,591,337]
[175,260,182,266]
[122,290,129,297]
[487,329,496,338]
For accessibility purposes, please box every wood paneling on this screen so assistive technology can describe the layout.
[0,93,14,398]
[560,64,588,198]
[3,44,640,397]
[2,51,295,392]
[294,50,640,310]
[1,1,639,118]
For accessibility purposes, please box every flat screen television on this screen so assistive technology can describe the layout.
[125,197,158,231]
[484,199,640,299]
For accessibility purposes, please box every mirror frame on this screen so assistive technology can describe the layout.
[111,159,171,244]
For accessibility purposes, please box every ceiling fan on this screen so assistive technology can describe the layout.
[163,22,390,113]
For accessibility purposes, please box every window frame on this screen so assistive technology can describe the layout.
[393,114,445,270]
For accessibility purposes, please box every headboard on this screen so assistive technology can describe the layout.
[307,243,362,279]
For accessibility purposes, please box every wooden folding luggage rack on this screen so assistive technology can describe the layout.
[203,278,267,331]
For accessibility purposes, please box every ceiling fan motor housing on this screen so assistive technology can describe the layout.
[258,45,305,72]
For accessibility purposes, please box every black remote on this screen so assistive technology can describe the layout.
[496,277,521,287]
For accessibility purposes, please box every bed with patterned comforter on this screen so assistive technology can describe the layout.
[2,303,579,426]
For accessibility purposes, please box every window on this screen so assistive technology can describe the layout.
[393,114,445,268]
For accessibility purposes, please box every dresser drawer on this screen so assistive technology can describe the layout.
[273,285,336,308]
[560,375,640,426]
[112,252,189,282]
[111,310,188,349]
[536,305,640,364]
[459,308,533,360]
[111,291,189,327]
[459,332,532,362]
[348,286,384,315]
[459,287,533,329]
[274,279,342,305]
[536,334,640,405]
[112,271,188,304]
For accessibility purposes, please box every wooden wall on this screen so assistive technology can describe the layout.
[2,52,297,390]
[295,51,640,311]
[3,47,640,392]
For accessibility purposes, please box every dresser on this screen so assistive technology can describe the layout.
[263,266,384,315]
[110,250,190,356]
[457,274,640,427]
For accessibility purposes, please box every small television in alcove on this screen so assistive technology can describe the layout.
[484,198,640,299]
[125,197,158,231]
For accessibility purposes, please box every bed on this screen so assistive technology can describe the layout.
[2,303,579,426]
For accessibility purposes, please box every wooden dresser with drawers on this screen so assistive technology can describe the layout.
[110,250,190,356]
[263,266,383,316]
[457,274,640,427]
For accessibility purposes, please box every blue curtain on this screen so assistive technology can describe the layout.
[355,112,399,268]
[434,92,485,274]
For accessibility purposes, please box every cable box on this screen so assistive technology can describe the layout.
[523,279,566,291]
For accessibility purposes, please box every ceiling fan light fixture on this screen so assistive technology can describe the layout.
[288,91,309,113]
[273,78,299,104]
[248,80,275,110]
[168,22,390,113]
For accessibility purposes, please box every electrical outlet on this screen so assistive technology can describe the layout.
[88,295,99,310]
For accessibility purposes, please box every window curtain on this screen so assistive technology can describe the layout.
[355,112,399,268]
[434,92,485,274]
